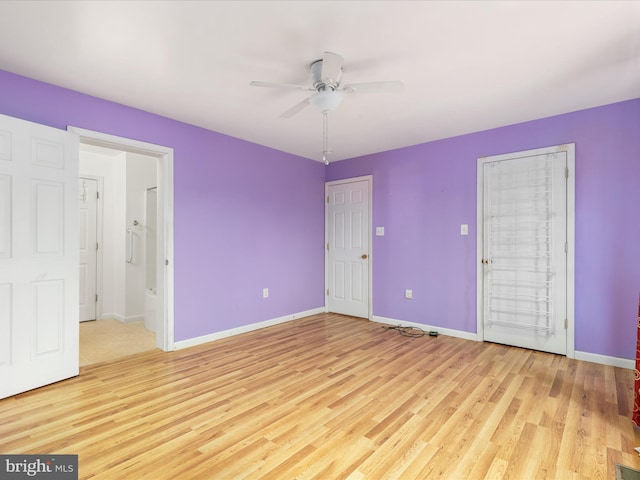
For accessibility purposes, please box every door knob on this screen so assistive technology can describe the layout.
[361,254,368,260]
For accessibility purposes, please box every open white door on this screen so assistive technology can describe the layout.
[0,113,79,399]
[79,178,98,322]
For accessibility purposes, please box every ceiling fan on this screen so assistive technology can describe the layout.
[250,51,404,164]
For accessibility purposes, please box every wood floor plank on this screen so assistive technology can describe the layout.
[1,313,639,479]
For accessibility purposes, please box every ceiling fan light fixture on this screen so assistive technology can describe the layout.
[309,90,343,112]
[250,51,404,161]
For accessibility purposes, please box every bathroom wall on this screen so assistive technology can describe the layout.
[79,147,156,322]
[125,152,157,320]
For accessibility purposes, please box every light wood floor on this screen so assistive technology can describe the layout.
[79,319,157,367]
[1,313,639,479]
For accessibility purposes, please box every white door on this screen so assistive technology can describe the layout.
[479,146,570,355]
[0,113,79,399]
[79,178,97,322]
[327,178,370,318]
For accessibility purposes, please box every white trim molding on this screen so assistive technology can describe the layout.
[174,307,325,350]
[574,351,634,370]
[372,315,478,342]
[373,315,632,370]
[107,314,145,324]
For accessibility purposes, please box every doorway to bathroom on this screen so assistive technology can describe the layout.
[78,144,158,365]
[71,126,174,365]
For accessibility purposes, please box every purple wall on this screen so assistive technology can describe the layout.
[0,70,326,342]
[327,98,640,360]
[2,68,639,360]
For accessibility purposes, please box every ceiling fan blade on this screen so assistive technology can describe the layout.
[341,81,405,94]
[280,97,311,118]
[321,51,344,86]
[250,81,312,91]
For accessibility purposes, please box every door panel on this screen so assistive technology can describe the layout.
[351,211,363,248]
[327,179,370,318]
[0,130,11,160]
[33,180,64,255]
[0,175,10,258]
[0,283,11,365]
[33,280,64,355]
[334,262,345,300]
[32,138,66,169]
[79,178,97,321]
[350,263,363,302]
[0,113,79,399]
[481,147,568,355]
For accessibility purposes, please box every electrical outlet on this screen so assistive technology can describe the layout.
[460,224,468,235]
[405,289,413,299]
[263,288,269,298]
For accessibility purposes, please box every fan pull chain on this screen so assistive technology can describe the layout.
[323,111,330,165]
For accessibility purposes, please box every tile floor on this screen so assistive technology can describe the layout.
[79,319,157,367]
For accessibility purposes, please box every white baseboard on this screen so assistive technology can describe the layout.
[574,351,634,370]
[174,307,325,350]
[100,313,143,323]
[173,309,634,370]
[371,315,478,342]
[372,315,634,370]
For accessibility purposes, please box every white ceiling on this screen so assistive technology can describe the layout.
[1,1,639,162]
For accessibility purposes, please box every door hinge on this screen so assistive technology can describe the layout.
[564,318,568,330]
[565,167,569,179]
[564,242,568,253]
[97,191,100,199]
[326,288,329,296]
[96,242,99,251]
[165,259,169,266]
[95,294,98,303]
[327,195,330,204]
[326,243,330,251]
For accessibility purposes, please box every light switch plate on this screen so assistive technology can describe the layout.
[460,224,468,236]
[405,289,413,299]
[376,227,385,236]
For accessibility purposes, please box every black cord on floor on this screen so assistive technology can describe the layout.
[383,325,426,338]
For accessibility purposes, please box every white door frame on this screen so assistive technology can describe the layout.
[325,175,373,320]
[79,175,104,321]
[68,126,174,351]
[476,144,575,358]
